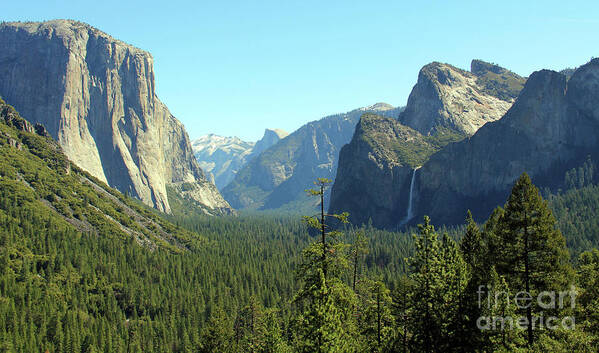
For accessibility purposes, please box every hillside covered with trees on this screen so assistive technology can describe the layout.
[0,100,598,351]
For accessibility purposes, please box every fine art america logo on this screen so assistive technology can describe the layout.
[476,285,577,331]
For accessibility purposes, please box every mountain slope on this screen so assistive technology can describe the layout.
[0,20,231,215]
[222,103,403,212]
[0,97,203,251]
[192,129,288,190]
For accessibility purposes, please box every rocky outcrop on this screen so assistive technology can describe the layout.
[470,59,526,101]
[415,60,599,225]
[329,60,526,228]
[249,129,289,158]
[329,114,434,226]
[192,128,288,190]
[399,60,524,135]
[222,104,403,212]
[331,59,599,229]
[0,20,232,215]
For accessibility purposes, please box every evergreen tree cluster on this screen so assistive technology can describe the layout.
[1,98,598,351]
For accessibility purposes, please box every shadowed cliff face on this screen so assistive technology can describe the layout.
[329,114,433,227]
[331,59,599,229]
[0,20,232,214]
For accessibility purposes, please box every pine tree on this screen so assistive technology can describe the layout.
[236,296,267,352]
[351,230,368,292]
[390,276,413,353]
[460,211,483,270]
[439,233,470,351]
[575,249,599,346]
[458,211,490,350]
[199,306,234,353]
[292,178,357,352]
[356,278,394,352]
[495,173,573,346]
[260,309,290,353]
[303,178,349,282]
[483,266,522,350]
[408,217,469,352]
[294,271,348,353]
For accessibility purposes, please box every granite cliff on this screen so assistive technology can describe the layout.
[331,59,599,228]
[398,60,524,135]
[329,60,525,227]
[415,59,599,225]
[329,114,435,227]
[0,20,232,215]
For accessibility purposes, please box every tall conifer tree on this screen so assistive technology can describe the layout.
[495,173,573,346]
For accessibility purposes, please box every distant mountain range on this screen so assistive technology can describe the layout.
[221,103,404,213]
[192,129,288,190]
[3,19,593,229]
[0,20,232,215]
[221,59,529,215]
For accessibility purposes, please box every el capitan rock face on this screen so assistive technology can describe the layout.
[0,20,232,214]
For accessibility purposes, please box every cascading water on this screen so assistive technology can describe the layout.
[401,166,421,226]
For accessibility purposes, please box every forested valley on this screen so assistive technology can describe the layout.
[0,98,598,352]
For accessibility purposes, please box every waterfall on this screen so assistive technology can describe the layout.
[401,166,421,226]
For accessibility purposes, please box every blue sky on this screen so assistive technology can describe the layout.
[4,1,598,141]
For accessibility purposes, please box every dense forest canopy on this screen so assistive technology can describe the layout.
[0,98,598,351]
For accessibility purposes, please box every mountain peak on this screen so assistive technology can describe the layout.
[470,59,525,101]
[252,128,288,157]
[361,102,395,112]
[471,59,508,76]
[192,129,287,190]
[263,128,289,140]
[400,60,520,135]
